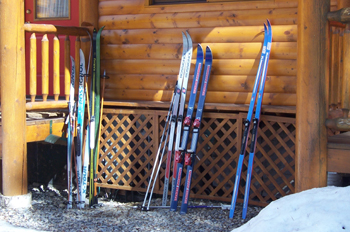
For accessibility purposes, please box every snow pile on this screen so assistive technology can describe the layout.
[233,186,350,232]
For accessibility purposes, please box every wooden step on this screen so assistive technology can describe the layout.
[327,132,350,173]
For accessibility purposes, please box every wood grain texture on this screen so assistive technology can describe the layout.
[101,59,296,76]
[100,8,297,30]
[102,25,297,44]
[101,42,297,60]
[105,74,296,93]
[99,0,298,16]
[104,89,296,105]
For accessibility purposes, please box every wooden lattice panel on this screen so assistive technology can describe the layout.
[96,108,296,206]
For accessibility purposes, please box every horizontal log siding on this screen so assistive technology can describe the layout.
[99,0,298,106]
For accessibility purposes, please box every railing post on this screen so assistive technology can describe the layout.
[53,35,60,101]
[64,35,71,101]
[42,34,49,101]
[30,33,37,102]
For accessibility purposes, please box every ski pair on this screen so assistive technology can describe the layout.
[171,46,213,214]
[163,31,193,206]
[141,31,192,211]
[229,20,272,219]
[66,49,90,209]
[89,26,105,207]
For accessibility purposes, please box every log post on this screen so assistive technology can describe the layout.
[0,0,28,198]
[296,0,330,192]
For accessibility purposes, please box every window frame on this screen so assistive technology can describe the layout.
[34,0,71,21]
[146,0,271,5]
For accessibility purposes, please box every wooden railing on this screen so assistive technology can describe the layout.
[327,8,350,109]
[24,23,92,110]
[326,8,350,132]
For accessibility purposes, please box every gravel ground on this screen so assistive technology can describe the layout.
[0,186,262,232]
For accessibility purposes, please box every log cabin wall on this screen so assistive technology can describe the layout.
[99,0,298,105]
[94,0,338,205]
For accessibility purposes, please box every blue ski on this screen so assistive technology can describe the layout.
[242,20,272,219]
[229,20,272,219]
[180,46,212,215]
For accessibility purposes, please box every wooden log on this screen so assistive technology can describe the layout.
[42,34,49,101]
[101,42,297,60]
[0,0,27,196]
[23,23,90,36]
[105,74,296,93]
[101,59,296,76]
[102,100,296,114]
[53,36,60,101]
[342,24,350,108]
[326,117,350,131]
[30,33,37,102]
[64,36,70,101]
[100,8,297,30]
[104,89,297,106]
[327,7,350,23]
[99,0,298,16]
[296,0,329,192]
[102,25,297,45]
[26,100,68,110]
[80,0,99,28]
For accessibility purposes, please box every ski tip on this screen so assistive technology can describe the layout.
[185,31,192,45]
[205,46,212,53]
[266,19,271,26]
[205,46,212,59]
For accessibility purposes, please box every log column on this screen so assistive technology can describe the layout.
[0,0,28,198]
[296,0,330,191]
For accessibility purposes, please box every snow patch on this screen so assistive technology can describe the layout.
[233,186,350,232]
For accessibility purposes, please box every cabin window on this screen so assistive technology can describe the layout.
[35,0,70,20]
[148,0,267,4]
[150,0,205,4]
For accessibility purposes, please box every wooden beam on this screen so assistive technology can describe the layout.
[23,24,90,36]
[0,0,27,196]
[26,119,66,143]
[327,7,350,23]
[296,0,329,192]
